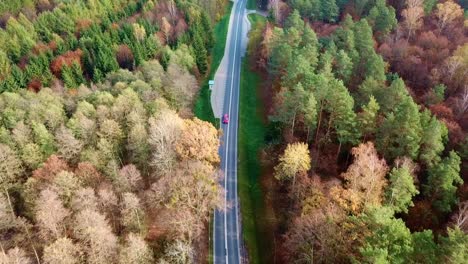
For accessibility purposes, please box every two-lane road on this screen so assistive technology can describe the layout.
[213,0,247,263]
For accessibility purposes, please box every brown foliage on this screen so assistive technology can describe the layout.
[32,43,50,55]
[331,142,389,213]
[37,0,55,13]
[282,204,349,264]
[32,155,70,181]
[405,200,439,231]
[175,118,220,164]
[76,19,93,36]
[429,103,455,120]
[74,162,104,188]
[27,79,42,93]
[50,50,83,77]
[116,45,134,70]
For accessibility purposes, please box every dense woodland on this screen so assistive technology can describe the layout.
[247,0,468,263]
[0,0,227,263]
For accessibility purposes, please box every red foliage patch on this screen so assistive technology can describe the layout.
[50,49,83,77]
[32,43,50,55]
[27,78,42,93]
[33,155,71,181]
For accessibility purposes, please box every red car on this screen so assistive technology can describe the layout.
[222,114,229,124]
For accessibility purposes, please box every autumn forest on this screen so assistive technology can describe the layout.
[0,0,467,263]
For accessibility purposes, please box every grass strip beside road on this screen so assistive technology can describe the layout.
[238,14,270,264]
[194,2,233,125]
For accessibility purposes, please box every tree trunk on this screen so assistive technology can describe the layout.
[291,111,296,136]
[314,102,323,144]
[3,188,41,264]
[336,141,342,162]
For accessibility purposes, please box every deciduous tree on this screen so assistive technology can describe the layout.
[332,142,388,212]
[73,209,118,264]
[435,0,463,32]
[42,237,81,264]
[274,142,311,186]
[119,233,154,264]
[35,188,70,240]
[175,118,220,164]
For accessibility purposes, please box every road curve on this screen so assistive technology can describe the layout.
[213,0,247,263]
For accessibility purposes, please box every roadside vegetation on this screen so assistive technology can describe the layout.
[194,2,233,125]
[252,0,468,263]
[238,13,270,264]
[0,0,229,263]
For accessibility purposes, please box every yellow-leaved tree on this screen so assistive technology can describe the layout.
[274,142,311,187]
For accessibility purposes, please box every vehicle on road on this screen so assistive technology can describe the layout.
[223,114,229,124]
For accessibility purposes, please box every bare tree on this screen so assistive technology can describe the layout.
[73,209,118,264]
[148,109,183,177]
[42,237,81,264]
[117,165,143,193]
[159,239,193,264]
[454,86,468,119]
[35,188,70,240]
[401,0,424,40]
[0,247,32,264]
[55,126,83,163]
[71,187,98,212]
[119,233,154,264]
[120,193,145,233]
[451,201,468,232]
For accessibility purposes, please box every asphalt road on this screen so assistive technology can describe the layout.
[213,0,247,263]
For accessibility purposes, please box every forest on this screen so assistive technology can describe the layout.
[245,0,468,263]
[0,0,226,263]
[0,0,467,263]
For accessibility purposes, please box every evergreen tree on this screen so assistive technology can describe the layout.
[358,95,380,138]
[192,33,208,74]
[378,77,410,112]
[326,79,360,146]
[367,0,397,38]
[385,161,419,213]
[377,96,422,160]
[411,230,438,264]
[62,65,77,89]
[357,207,414,264]
[284,9,303,30]
[439,227,468,263]
[419,110,447,168]
[320,0,339,22]
[424,151,462,213]
[335,49,353,83]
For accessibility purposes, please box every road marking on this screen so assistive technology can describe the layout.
[223,0,244,263]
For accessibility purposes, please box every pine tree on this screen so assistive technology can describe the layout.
[419,110,447,168]
[326,79,360,146]
[367,0,397,38]
[62,65,77,89]
[192,33,208,74]
[377,96,422,160]
[357,207,414,263]
[335,49,353,82]
[424,151,462,213]
[320,0,339,22]
[358,95,380,139]
[284,9,303,30]
[385,159,419,213]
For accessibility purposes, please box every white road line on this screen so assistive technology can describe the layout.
[223,0,243,263]
[235,4,246,264]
